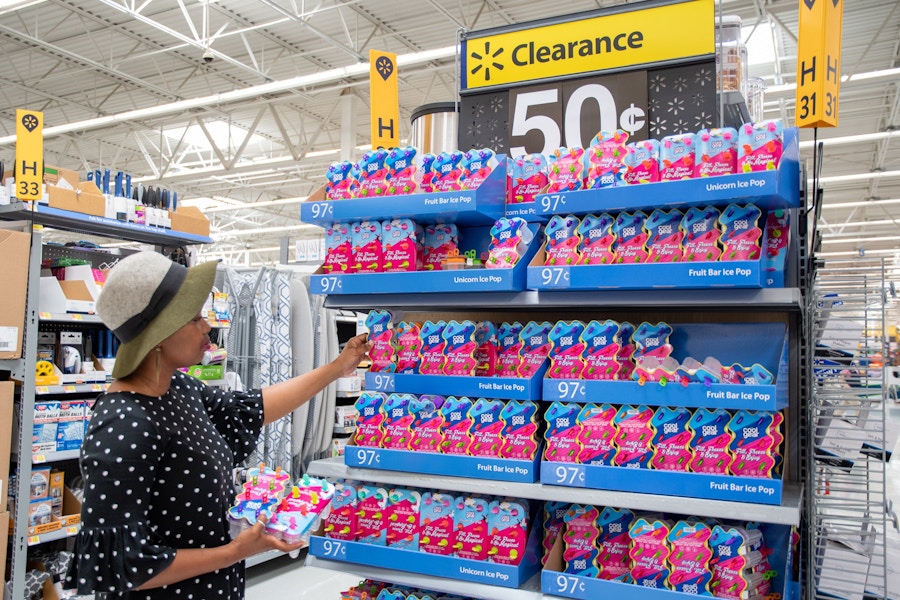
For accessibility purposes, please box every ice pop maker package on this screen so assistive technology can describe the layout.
[453,495,490,560]
[613,405,656,469]
[544,401,583,463]
[356,484,389,545]
[419,492,456,555]
[576,213,616,266]
[439,396,475,455]
[738,120,784,172]
[366,309,396,373]
[442,320,478,376]
[467,398,505,457]
[596,506,634,581]
[487,499,530,565]
[547,320,587,379]
[562,504,601,577]
[353,391,387,448]
[576,403,617,466]
[543,214,582,267]
[499,399,540,460]
[385,488,422,550]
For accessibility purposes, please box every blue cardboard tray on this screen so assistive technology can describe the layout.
[540,461,783,505]
[528,127,800,218]
[311,222,540,295]
[541,523,793,599]
[309,522,542,589]
[300,157,507,227]
[365,365,547,400]
[541,322,789,411]
[344,446,540,483]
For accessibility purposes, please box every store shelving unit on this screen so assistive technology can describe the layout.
[302,143,805,598]
[0,209,207,600]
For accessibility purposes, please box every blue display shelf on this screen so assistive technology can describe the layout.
[299,157,507,227]
[310,222,540,295]
[528,128,800,218]
[541,522,793,600]
[541,322,789,411]
[344,446,540,483]
[364,366,547,400]
[540,461,783,505]
[309,525,542,589]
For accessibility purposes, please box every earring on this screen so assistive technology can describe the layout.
[155,346,162,385]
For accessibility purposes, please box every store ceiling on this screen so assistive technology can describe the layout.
[0,0,897,274]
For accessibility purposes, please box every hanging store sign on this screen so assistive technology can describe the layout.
[370,50,400,148]
[15,109,43,201]
[795,0,843,128]
[460,0,714,92]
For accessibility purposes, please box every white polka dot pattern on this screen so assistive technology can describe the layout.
[64,371,264,599]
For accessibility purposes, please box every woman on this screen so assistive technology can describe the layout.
[64,251,370,598]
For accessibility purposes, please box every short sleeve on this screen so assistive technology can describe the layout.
[177,372,264,465]
[65,394,176,593]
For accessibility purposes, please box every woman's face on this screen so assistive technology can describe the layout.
[161,313,211,368]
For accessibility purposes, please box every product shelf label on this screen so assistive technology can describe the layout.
[344,446,540,483]
[365,367,546,400]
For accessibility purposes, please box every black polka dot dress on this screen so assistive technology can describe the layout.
[65,371,264,599]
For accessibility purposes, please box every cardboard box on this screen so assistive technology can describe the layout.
[30,465,51,500]
[49,471,64,517]
[170,205,210,237]
[0,382,12,508]
[48,183,106,217]
[74,181,107,217]
[43,165,79,188]
[39,276,96,314]
[0,512,7,582]
[0,229,30,358]
[63,264,104,301]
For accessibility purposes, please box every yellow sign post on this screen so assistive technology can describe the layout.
[795,0,843,128]
[15,109,43,201]
[462,0,714,91]
[369,50,399,148]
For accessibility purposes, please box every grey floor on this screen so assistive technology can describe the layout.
[246,407,900,600]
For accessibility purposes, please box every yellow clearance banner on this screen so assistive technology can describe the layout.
[15,109,43,201]
[462,0,714,90]
[795,0,843,128]
[370,50,399,148]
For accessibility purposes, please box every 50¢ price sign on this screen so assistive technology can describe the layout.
[508,71,648,157]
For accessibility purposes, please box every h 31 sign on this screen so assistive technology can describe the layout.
[795,0,843,128]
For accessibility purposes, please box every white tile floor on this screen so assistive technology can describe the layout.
[246,408,900,600]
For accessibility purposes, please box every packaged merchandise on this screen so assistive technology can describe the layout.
[659,133,697,181]
[613,405,656,469]
[453,495,490,560]
[496,321,525,378]
[418,153,439,193]
[323,223,356,274]
[709,525,765,599]
[738,120,784,172]
[623,139,660,184]
[544,401,583,463]
[645,208,685,263]
[352,220,385,272]
[265,476,335,545]
[666,519,713,594]
[764,209,790,262]
[696,127,738,178]
[585,129,629,189]
[576,403,617,466]
[486,499,529,565]
[548,320,587,379]
[581,319,622,381]
[543,214,582,266]
[498,400,540,460]
[628,517,672,589]
[546,147,586,193]
[439,396,475,455]
[366,310,396,372]
[30,466,51,500]
[382,218,422,272]
[596,506,634,581]
[419,492,456,555]
[688,408,734,475]
[442,320,478,376]
[508,153,549,205]
[615,321,637,381]
[486,217,533,269]
[682,206,723,262]
[467,398,505,457]
[576,213,616,266]
[422,224,459,272]
[353,391,388,448]
[516,320,552,378]
[395,321,423,374]
[356,484,390,545]
[473,321,499,377]
[562,504,601,577]
[408,394,445,453]
[649,406,694,472]
[720,204,762,261]
[459,148,497,190]
[631,321,674,362]
[543,501,569,565]
[612,211,650,264]
[382,393,416,450]
[727,410,778,478]
[385,146,418,195]
[356,148,390,197]
[324,480,358,541]
[325,160,357,200]
[418,320,448,375]
[431,151,465,192]
[385,488,422,549]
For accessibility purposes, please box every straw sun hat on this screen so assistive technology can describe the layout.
[96,251,218,379]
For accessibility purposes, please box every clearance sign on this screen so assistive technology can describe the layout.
[461,0,714,91]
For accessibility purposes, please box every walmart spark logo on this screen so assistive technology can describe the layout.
[469,41,505,82]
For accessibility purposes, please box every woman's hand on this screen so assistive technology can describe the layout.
[229,514,306,561]
[334,333,372,377]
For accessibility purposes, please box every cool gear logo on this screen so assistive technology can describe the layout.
[469,41,504,83]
